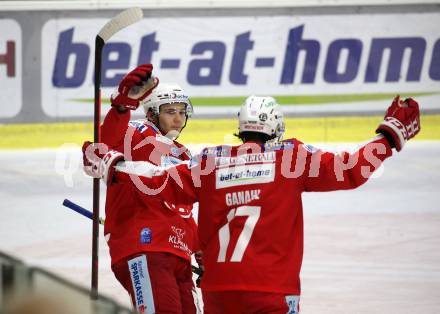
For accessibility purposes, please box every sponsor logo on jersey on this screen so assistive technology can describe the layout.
[216,152,276,168]
[216,163,275,189]
[140,228,152,244]
[128,255,155,314]
[169,226,193,256]
[225,189,261,206]
[129,259,145,311]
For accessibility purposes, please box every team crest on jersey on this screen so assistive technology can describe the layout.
[169,226,192,256]
[171,226,185,239]
[140,228,152,244]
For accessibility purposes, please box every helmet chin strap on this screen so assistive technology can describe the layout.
[164,129,180,140]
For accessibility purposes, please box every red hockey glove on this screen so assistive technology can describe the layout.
[82,141,103,178]
[110,64,159,111]
[82,141,124,184]
[376,95,421,152]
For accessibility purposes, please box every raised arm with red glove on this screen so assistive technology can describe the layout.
[110,63,159,111]
[376,95,421,151]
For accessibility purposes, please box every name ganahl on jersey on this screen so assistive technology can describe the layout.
[225,189,261,206]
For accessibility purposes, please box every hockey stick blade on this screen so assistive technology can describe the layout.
[97,7,143,43]
[63,199,105,225]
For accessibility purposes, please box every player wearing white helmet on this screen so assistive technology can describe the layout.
[84,64,201,314]
[237,95,285,142]
[141,83,193,140]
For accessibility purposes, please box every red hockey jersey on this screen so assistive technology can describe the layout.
[101,108,198,266]
[115,135,393,294]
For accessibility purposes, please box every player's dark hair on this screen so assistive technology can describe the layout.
[234,131,275,143]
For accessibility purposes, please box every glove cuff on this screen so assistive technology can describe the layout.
[110,91,140,110]
[101,150,125,185]
[376,118,406,152]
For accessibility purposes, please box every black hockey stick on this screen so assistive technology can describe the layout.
[63,199,203,276]
[92,7,143,300]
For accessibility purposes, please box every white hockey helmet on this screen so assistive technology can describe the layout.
[238,95,285,141]
[142,83,193,117]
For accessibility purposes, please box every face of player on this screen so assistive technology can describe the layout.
[157,103,187,136]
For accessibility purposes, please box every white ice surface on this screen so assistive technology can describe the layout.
[1,141,439,313]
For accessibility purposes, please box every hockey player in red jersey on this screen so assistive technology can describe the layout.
[88,94,420,313]
[83,64,200,314]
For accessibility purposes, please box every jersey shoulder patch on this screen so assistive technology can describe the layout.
[128,120,149,134]
[201,145,232,157]
[264,140,294,151]
[302,143,319,154]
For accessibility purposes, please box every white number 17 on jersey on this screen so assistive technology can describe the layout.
[217,206,261,262]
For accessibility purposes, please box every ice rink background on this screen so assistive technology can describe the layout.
[1,141,439,313]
